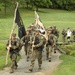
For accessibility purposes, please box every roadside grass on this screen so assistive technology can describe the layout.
[0,41,20,70]
[53,55,75,75]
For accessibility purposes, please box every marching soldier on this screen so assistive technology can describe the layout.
[29,29,44,72]
[6,33,20,73]
[72,29,75,41]
[52,26,59,40]
[21,29,31,61]
[46,29,56,62]
[61,29,67,43]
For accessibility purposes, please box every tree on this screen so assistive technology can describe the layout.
[0,0,12,14]
[30,0,52,11]
[51,0,75,10]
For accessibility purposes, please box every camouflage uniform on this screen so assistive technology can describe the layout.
[21,30,31,61]
[72,30,75,41]
[52,26,59,40]
[46,29,57,62]
[6,33,20,73]
[29,30,44,72]
[62,29,66,43]
[46,34,54,61]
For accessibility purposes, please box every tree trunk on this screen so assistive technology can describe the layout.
[26,3,29,9]
[4,3,7,15]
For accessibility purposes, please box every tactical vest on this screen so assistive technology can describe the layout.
[34,36,39,45]
[34,36,43,50]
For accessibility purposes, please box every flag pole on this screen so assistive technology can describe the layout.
[5,2,19,65]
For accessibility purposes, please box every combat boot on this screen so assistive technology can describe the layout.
[10,68,14,73]
[49,58,51,62]
[29,66,33,72]
[14,65,18,70]
[38,65,42,71]
[14,61,18,69]
[29,68,33,72]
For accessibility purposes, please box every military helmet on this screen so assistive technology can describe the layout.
[11,33,16,37]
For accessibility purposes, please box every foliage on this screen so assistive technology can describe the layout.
[70,51,75,57]
[60,44,75,56]
[51,0,75,10]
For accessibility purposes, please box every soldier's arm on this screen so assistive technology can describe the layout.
[21,36,25,45]
[34,36,43,48]
[12,39,20,49]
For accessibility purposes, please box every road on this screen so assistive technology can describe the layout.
[0,47,61,75]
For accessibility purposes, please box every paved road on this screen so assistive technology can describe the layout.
[0,47,61,75]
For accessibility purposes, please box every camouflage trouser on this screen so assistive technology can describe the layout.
[46,45,52,60]
[62,35,66,43]
[10,53,17,69]
[30,50,42,69]
[73,35,75,41]
[24,45,31,59]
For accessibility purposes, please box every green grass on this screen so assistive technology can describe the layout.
[0,41,20,70]
[59,44,75,55]
[0,41,7,56]
[53,55,75,75]
[0,8,75,41]
[0,41,10,70]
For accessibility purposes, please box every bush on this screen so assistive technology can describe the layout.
[60,44,75,56]
[70,51,75,57]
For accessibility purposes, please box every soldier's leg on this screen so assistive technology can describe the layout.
[10,53,17,73]
[46,45,49,60]
[54,45,57,53]
[48,46,52,62]
[24,45,27,55]
[37,51,42,70]
[14,59,18,69]
[26,45,31,61]
[29,50,36,72]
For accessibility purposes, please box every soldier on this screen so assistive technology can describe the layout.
[52,26,59,40]
[61,29,67,43]
[28,23,36,36]
[72,29,75,41]
[6,33,20,73]
[46,29,56,62]
[29,29,44,72]
[21,29,31,61]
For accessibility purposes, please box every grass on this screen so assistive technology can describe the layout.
[0,41,20,70]
[53,55,75,75]
[0,8,75,41]
[0,41,6,56]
